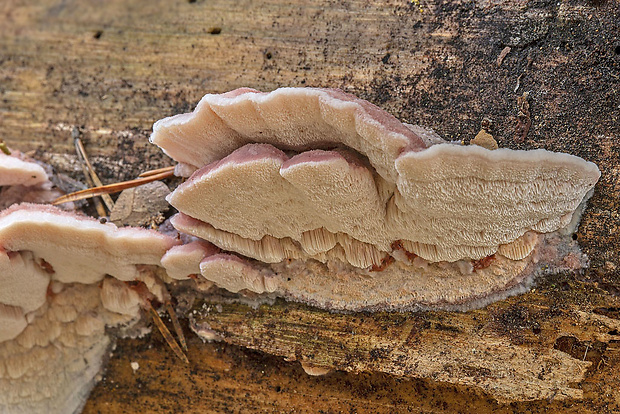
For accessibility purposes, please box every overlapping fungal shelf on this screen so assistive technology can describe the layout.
[0,203,179,414]
[0,87,604,412]
[152,87,601,310]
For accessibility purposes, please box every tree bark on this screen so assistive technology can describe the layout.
[1,0,619,412]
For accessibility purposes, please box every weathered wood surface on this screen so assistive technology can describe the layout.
[1,0,619,412]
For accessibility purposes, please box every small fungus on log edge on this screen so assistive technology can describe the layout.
[0,152,48,187]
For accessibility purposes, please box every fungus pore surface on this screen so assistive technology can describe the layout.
[152,87,600,311]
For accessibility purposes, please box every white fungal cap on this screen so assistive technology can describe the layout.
[0,203,179,285]
[300,362,332,376]
[160,230,563,312]
[161,240,219,280]
[99,277,142,317]
[151,87,426,182]
[0,152,48,187]
[0,250,49,313]
[166,141,599,264]
[199,253,278,294]
[0,203,180,344]
[153,88,600,266]
[169,213,385,269]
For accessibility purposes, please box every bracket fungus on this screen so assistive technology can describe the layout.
[0,203,179,414]
[152,87,600,311]
[0,87,604,411]
[0,149,73,211]
[0,152,48,188]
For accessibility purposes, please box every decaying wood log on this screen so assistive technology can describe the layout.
[1,0,619,412]
[186,293,603,402]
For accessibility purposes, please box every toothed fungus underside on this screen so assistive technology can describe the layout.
[152,87,600,310]
[0,204,179,414]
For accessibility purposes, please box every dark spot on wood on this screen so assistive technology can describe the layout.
[265,51,272,60]
[432,323,461,334]
[93,30,103,39]
[491,304,540,343]
[369,347,390,361]
[207,27,221,35]
[554,336,607,366]
[593,307,620,319]
[554,336,578,357]
[459,364,492,378]
[481,117,493,133]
